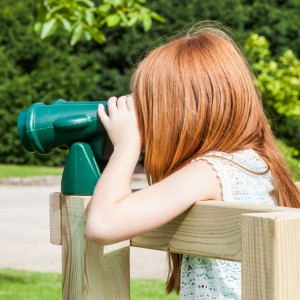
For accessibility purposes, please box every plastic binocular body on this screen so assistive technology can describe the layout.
[18,100,112,195]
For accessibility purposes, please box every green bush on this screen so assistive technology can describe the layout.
[0,0,101,165]
[0,0,299,168]
[245,33,300,152]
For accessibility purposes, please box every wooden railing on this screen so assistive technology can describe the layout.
[50,189,300,300]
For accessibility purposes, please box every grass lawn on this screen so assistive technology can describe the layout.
[0,165,63,178]
[0,269,179,300]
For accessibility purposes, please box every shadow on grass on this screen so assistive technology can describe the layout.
[0,272,30,284]
[0,269,61,300]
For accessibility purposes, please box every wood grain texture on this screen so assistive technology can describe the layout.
[131,201,300,261]
[242,212,300,300]
[61,195,130,300]
[56,191,300,299]
[49,193,61,245]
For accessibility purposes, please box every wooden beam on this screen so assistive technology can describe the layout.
[242,212,300,300]
[131,201,300,261]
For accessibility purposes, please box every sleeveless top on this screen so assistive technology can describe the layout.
[180,149,277,300]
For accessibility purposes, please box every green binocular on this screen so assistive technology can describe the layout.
[18,100,112,195]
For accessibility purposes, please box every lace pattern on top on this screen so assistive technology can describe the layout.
[180,149,277,300]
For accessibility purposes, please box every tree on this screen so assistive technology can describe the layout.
[1,0,299,176]
[34,0,164,45]
[0,0,102,165]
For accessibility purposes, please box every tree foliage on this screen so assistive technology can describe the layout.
[245,33,300,152]
[34,0,164,45]
[244,33,300,179]
[0,0,299,178]
[0,0,101,165]
[245,34,300,118]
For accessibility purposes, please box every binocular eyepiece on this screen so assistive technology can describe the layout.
[18,100,112,195]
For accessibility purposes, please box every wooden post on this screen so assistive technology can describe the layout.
[56,194,130,300]
[50,193,62,245]
[242,212,300,300]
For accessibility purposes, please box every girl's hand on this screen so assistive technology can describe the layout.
[98,95,141,155]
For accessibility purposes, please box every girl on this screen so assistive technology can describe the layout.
[86,26,300,299]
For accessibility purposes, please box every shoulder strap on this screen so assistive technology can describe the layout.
[197,154,270,176]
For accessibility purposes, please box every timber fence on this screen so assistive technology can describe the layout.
[50,185,300,299]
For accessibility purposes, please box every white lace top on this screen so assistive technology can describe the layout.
[180,149,277,300]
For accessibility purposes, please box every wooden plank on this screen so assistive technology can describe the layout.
[49,192,61,245]
[241,212,300,300]
[61,194,130,300]
[61,196,85,300]
[131,201,300,261]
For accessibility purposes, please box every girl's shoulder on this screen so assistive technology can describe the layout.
[191,148,277,205]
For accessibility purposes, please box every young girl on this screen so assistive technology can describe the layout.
[86,26,300,299]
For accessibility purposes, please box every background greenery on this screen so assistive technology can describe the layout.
[0,164,63,178]
[0,0,299,178]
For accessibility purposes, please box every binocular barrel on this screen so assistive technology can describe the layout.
[18,99,108,155]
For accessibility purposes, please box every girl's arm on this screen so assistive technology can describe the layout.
[85,95,221,245]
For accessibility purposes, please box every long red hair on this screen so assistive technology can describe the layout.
[131,26,300,294]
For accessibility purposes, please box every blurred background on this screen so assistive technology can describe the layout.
[0,0,299,177]
[0,0,299,299]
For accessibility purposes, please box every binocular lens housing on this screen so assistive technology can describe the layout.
[18,100,108,155]
[18,110,35,152]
